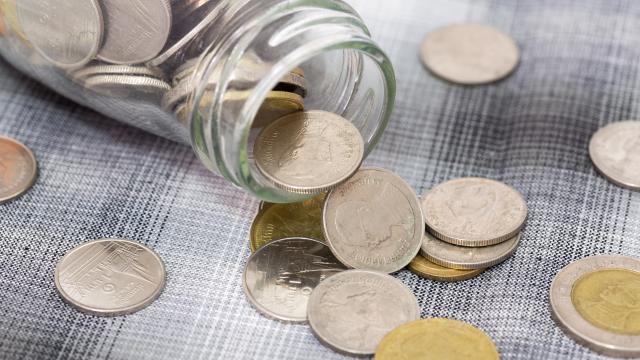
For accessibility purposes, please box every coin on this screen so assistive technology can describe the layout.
[70,64,164,82]
[17,0,103,68]
[54,239,166,316]
[85,75,171,96]
[420,24,519,85]
[409,254,484,282]
[97,0,172,64]
[375,318,500,360]
[254,110,364,194]
[421,231,520,270]
[243,237,346,323]
[250,193,326,252]
[589,121,640,190]
[307,270,420,356]
[0,136,37,204]
[323,168,423,273]
[422,177,527,247]
[550,255,640,357]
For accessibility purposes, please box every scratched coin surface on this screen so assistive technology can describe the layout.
[550,255,640,358]
[97,0,172,64]
[254,110,364,194]
[421,24,519,85]
[54,239,166,316]
[243,238,346,323]
[421,231,520,270]
[589,121,640,190]
[0,136,37,204]
[250,193,326,252]
[323,168,424,273]
[409,254,484,282]
[422,177,527,247]
[17,0,103,68]
[375,318,500,360]
[307,270,420,356]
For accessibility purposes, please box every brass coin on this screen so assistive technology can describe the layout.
[0,136,37,204]
[409,254,484,282]
[375,318,500,360]
[252,91,305,129]
[250,193,326,252]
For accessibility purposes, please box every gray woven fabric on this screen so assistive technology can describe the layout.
[1,0,639,359]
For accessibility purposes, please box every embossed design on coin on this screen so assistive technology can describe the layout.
[409,254,484,282]
[323,168,423,273]
[589,121,640,190]
[550,255,640,357]
[54,239,166,316]
[307,270,420,356]
[254,110,364,194]
[422,178,527,246]
[375,318,500,360]
[0,136,37,204]
[17,0,103,68]
[421,231,520,270]
[243,238,346,323]
[421,24,519,85]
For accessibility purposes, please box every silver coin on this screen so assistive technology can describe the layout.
[0,136,37,204]
[70,64,164,82]
[307,270,421,356]
[422,177,527,247]
[254,110,364,194]
[54,239,166,316]
[17,0,103,68]
[97,0,172,64]
[85,74,171,96]
[421,24,520,85]
[421,231,520,270]
[550,255,640,358]
[243,238,346,323]
[589,121,640,191]
[323,168,423,273]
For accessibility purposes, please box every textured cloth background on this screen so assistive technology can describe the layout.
[1,0,640,359]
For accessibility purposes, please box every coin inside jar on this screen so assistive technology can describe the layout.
[409,254,484,282]
[0,136,37,204]
[589,121,640,190]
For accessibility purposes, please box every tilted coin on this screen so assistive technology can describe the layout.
[409,254,484,282]
[17,0,103,68]
[243,237,346,323]
[250,193,326,252]
[307,270,420,356]
[85,75,171,97]
[589,121,640,190]
[54,239,166,316]
[323,168,423,273]
[97,0,172,64]
[421,231,520,270]
[375,318,500,360]
[254,110,364,194]
[550,255,640,358]
[0,136,37,204]
[421,24,519,85]
[422,177,527,247]
[70,64,164,82]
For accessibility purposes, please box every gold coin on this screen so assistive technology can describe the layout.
[252,91,304,129]
[375,318,500,360]
[0,136,37,204]
[571,268,640,336]
[249,193,326,252]
[409,255,484,282]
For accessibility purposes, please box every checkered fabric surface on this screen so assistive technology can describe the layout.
[1,0,640,359]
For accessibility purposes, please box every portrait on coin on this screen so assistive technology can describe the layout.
[279,122,333,180]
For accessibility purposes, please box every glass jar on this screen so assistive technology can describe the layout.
[0,0,395,202]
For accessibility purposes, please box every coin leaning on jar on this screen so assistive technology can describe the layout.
[589,121,640,191]
[0,136,37,204]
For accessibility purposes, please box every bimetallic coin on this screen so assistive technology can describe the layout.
[409,254,484,282]
[54,239,166,316]
[422,178,527,247]
[421,231,520,270]
[97,0,172,64]
[421,24,519,85]
[550,255,640,358]
[307,270,420,356]
[254,111,364,194]
[589,121,640,190]
[17,0,103,68]
[323,168,423,273]
[0,136,37,204]
[243,238,346,323]
[376,318,500,360]
[250,193,326,252]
